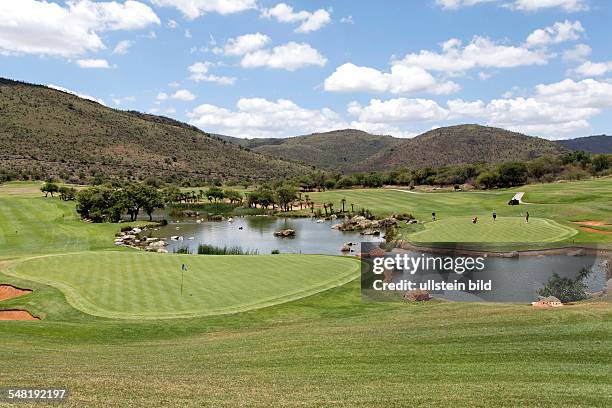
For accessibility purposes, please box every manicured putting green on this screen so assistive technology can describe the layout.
[409,216,577,243]
[8,251,360,319]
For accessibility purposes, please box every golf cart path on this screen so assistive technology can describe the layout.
[512,192,526,203]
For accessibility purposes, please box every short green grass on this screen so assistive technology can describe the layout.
[305,177,612,244]
[0,181,611,407]
[6,252,359,319]
[410,217,577,243]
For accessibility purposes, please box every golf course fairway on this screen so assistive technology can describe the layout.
[6,252,360,319]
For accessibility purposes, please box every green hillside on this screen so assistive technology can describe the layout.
[220,129,402,171]
[0,78,309,183]
[359,124,568,171]
[558,135,612,154]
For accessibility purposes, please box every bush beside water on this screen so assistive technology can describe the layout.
[197,244,258,255]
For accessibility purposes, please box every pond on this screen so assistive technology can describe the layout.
[365,246,610,303]
[144,216,384,255]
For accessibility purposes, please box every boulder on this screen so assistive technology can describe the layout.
[274,229,296,237]
[404,289,432,302]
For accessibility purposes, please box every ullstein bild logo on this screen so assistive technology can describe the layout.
[360,242,609,303]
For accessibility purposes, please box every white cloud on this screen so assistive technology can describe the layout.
[167,19,178,28]
[0,0,159,57]
[187,62,236,85]
[113,40,133,54]
[111,95,136,105]
[435,0,495,9]
[151,0,256,19]
[184,29,192,38]
[261,3,331,33]
[525,20,584,48]
[445,78,612,138]
[562,43,591,61]
[76,58,111,68]
[340,15,354,24]
[397,36,548,75]
[574,61,612,77]
[511,0,589,12]
[47,84,106,105]
[171,89,197,101]
[436,0,589,12]
[323,63,460,95]
[241,42,327,71]
[188,97,346,138]
[348,98,450,124]
[215,33,270,56]
[157,92,168,101]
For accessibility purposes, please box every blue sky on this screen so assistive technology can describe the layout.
[1,0,611,139]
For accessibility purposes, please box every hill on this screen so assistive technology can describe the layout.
[359,124,568,171]
[0,78,309,183]
[557,135,612,154]
[219,129,402,171]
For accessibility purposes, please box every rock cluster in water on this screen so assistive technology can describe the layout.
[331,216,397,235]
[114,227,168,253]
[274,229,296,237]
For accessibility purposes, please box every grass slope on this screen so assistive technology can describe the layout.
[6,252,359,319]
[360,124,568,171]
[0,181,610,406]
[409,217,576,243]
[305,177,612,244]
[0,78,309,181]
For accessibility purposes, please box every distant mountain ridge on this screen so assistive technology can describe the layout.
[0,78,309,183]
[357,124,568,171]
[219,129,403,171]
[557,135,612,154]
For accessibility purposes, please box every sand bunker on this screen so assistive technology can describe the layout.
[577,226,612,235]
[0,284,33,301]
[0,310,39,320]
[573,221,611,227]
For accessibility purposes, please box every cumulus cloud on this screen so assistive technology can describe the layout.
[188,62,236,85]
[240,42,327,71]
[436,0,589,12]
[188,98,346,138]
[574,61,612,77]
[113,40,133,54]
[525,20,584,48]
[261,3,331,33]
[76,58,111,68]
[0,0,159,57]
[214,33,270,56]
[510,0,589,12]
[445,78,612,138]
[397,36,548,75]
[47,84,106,105]
[348,98,450,123]
[170,89,197,101]
[562,43,591,62]
[150,0,256,19]
[323,63,460,95]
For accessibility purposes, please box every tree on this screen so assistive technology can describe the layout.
[224,189,243,204]
[163,185,181,204]
[41,182,59,197]
[141,187,165,221]
[475,171,499,189]
[206,186,225,203]
[276,184,298,212]
[58,186,77,201]
[497,162,528,187]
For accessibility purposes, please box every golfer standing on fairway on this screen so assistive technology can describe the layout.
[525,211,530,223]
[492,210,497,221]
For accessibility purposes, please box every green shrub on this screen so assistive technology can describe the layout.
[537,268,591,303]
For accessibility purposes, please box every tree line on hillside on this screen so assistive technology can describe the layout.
[282,151,611,191]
